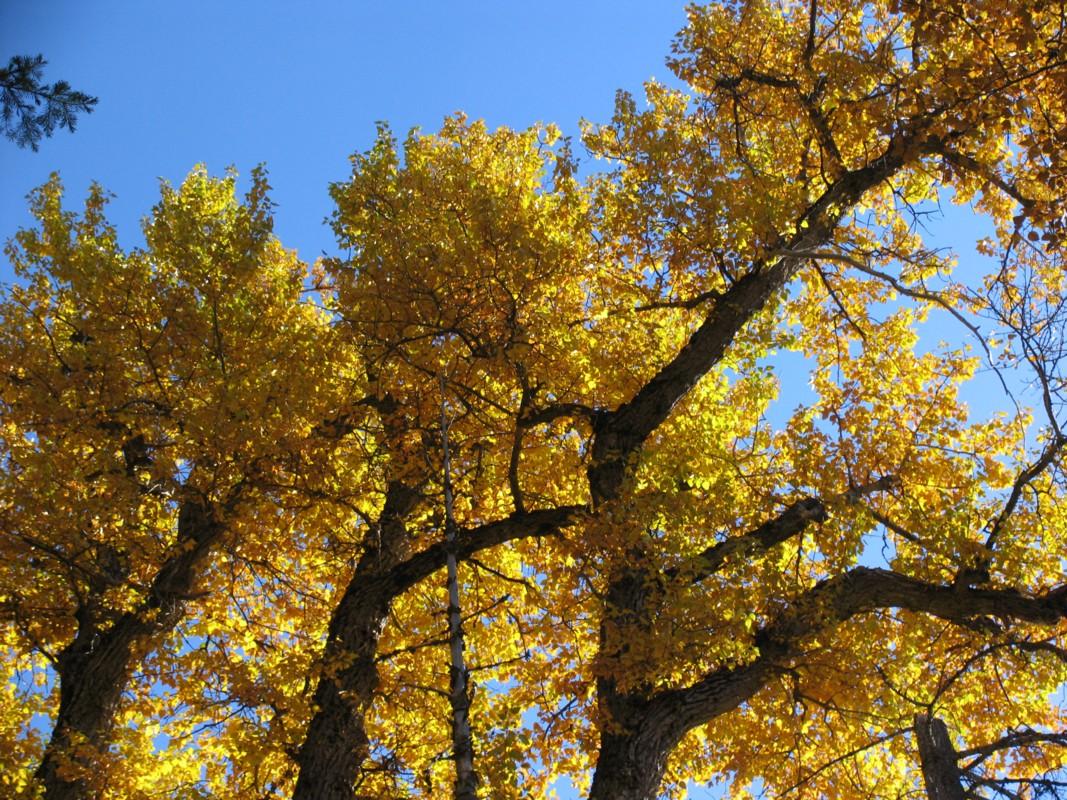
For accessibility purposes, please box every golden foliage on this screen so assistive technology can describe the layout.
[2,2,1067,798]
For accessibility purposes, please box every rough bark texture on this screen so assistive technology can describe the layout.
[585,136,925,798]
[35,499,222,800]
[588,568,1067,800]
[587,662,773,800]
[293,480,420,800]
[915,714,967,800]
[292,485,584,798]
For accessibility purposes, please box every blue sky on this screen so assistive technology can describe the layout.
[1,1,689,269]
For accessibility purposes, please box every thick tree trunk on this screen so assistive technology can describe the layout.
[588,659,773,800]
[583,136,934,799]
[584,567,1067,800]
[293,481,420,800]
[35,499,221,800]
[292,576,393,799]
[34,616,147,800]
[915,714,967,800]
[586,729,672,800]
[290,502,584,799]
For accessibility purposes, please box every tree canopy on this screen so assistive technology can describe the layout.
[2,1,1066,798]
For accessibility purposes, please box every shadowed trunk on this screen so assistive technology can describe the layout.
[35,499,222,800]
[583,133,937,799]
[291,500,584,799]
[915,714,967,800]
[586,566,1067,800]
[293,480,420,800]
[588,661,773,800]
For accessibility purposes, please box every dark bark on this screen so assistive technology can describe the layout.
[587,661,773,800]
[676,497,828,581]
[35,499,222,800]
[585,480,890,798]
[678,477,898,582]
[586,134,928,797]
[586,138,917,504]
[588,568,1067,800]
[391,505,586,596]
[293,486,584,799]
[915,714,967,800]
[293,480,420,800]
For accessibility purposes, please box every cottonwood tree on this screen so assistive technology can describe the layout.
[0,168,353,798]
[3,0,1067,798]
[915,712,1067,799]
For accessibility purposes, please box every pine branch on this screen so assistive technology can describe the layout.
[1,54,97,151]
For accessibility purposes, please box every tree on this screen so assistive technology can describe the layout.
[0,168,352,798]
[1,55,97,151]
[2,0,1067,798]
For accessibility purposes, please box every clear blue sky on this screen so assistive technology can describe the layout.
[1,1,689,271]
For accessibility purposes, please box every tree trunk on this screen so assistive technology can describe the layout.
[586,729,672,800]
[35,499,221,800]
[440,379,479,800]
[293,480,420,800]
[587,656,773,800]
[581,133,936,799]
[34,615,147,800]
[586,679,676,800]
[915,714,967,800]
[292,575,393,799]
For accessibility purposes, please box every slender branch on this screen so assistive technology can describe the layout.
[386,505,587,596]
[676,476,898,584]
[775,247,990,358]
[633,287,722,312]
[518,402,599,430]
[936,146,1035,209]
[982,433,1067,556]
[779,727,911,797]
[959,729,1067,762]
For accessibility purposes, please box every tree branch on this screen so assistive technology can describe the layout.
[587,133,930,502]
[385,505,587,596]
[645,568,1067,745]
[674,476,898,583]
